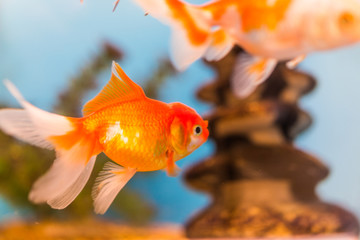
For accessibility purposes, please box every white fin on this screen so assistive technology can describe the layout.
[133,0,212,71]
[286,54,306,69]
[170,26,211,71]
[231,54,277,98]
[0,80,73,149]
[204,28,234,61]
[1,80,98,209]
[217,5,242,36]
[92,162,136,214]
[204,5,241,62]
[0,109,53,149]
[48,156,96,209]
[29,139,95,205]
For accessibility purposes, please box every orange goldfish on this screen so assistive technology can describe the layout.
[133,0,360,97]
[0,62,209,214]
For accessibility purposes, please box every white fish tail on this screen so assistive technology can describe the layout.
[204,6,240,62]
[134,0,213,70]
[0,80,98,209]
[231,55,278,98]
[0,79,73,149]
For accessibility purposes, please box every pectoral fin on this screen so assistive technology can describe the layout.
[166,150,180,177]
[231,53,277,98]
[286,54,306,69]
[92,162,136,214]
[170,116,188,151]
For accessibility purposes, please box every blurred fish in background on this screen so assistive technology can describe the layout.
[133,0,360,97]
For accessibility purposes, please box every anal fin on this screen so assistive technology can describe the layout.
[231,53,277,98]
[92,162,136,214]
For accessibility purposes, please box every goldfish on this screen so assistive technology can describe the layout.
[133,0,360,97]
[0,62,209,214]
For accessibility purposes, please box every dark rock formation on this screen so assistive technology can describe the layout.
[184,47,359,238]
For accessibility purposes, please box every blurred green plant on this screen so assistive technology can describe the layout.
[0,43,177,223]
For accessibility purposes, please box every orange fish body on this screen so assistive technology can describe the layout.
[82,99,200,172]
[86,100,173,172]
[133,0,360,96]
[0,62,209,214]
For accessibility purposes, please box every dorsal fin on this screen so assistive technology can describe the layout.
[82,61,146,116]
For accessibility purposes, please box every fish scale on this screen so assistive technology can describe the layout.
[83,100,174,171]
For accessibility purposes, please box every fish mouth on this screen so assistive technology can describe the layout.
[187,136,203,152]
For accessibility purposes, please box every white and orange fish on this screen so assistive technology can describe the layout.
[133,0,360,97]
[0,62,209,214]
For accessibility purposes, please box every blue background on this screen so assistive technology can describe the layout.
[1,0,360,223]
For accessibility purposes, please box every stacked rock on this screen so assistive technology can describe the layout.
[184,48,359,238]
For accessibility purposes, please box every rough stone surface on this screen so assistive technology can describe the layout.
[186,201,359,238]
[185,47,359,238]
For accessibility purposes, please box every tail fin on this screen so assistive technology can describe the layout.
[0,80,99,209]
[204,28,235,62]
[134,0,212,70]
[231,54,278,98]
[0,80,74,150]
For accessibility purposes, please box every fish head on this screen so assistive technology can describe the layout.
[169,102,209,159]
[314,0,360,48]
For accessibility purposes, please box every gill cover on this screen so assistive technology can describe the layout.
[170,116,189,155]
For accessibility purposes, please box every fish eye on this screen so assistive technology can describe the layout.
[193,125,202,136]
[339,12,354,26]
